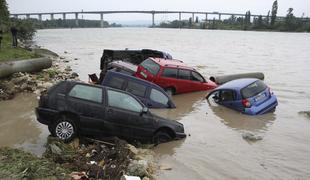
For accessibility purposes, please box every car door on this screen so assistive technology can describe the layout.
[156,67,178,90]
[177,69,195,93]
[218,90,237,110]
[66,84,106,133]
[124,80,148,106]
[105,89,154,139]
[190,71,208,91]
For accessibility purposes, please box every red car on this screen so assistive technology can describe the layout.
[134,58,217,95]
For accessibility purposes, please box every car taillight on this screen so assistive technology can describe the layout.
[242,99,251,108]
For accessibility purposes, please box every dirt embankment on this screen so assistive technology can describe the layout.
[0,48,79,101]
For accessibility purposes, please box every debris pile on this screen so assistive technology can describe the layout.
[0,50,80,101]
[44,137,156,180]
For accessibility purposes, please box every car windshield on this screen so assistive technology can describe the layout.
[140,59,160,75]
[241,80,267,98]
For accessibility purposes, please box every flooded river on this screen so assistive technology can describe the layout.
[1,28,310,179]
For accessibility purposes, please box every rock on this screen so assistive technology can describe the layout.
[60,56,65,59]
[142,177,150,180]
[74,58,78,60]
[20,83,28,91]
[242,132,263,141]
[127,144,139,155]
[159,164,172,171]
[299,111,310,118]
[41,82,53,89]
[63,60,70,63]
[64,51,68,54]
[70,138,80,149]
[127,160,148,177]
[11,76,28,85]
[85,153,91,158]
[49,143,63,155]
[65,66,72,72]
[70,72,79,78]
[121,175,141,180]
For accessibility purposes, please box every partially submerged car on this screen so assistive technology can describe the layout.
[107,60,137,75]
[135,58,218,95]
[100,49,172,69]
[102,71,176,108]
[36,81,186,143]
[206,78,278,115]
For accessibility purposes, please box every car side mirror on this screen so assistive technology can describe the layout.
[140,107,148,116]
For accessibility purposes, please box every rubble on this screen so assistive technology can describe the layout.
[242,132,263,142]
[0,53,80,101]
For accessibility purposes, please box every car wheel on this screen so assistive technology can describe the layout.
[153,131,172,145]
[165,88,174,97]
[52,116,77,142]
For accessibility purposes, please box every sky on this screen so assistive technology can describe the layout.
[6,0,310,22]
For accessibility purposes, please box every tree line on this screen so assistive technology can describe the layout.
[158,0,310,32]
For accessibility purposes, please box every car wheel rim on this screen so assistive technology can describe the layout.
[56,121,74,140]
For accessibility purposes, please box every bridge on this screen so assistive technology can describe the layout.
[10,10,300,28]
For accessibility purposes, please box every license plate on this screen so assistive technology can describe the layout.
[255,93,266,102]
[140,71,147,78]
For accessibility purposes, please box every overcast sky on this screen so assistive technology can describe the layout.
[6,0,310,21]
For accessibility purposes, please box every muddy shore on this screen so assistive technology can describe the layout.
[0,48,157,179]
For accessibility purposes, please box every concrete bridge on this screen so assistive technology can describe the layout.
[10,10,298,27]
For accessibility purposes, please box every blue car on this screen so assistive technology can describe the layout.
[102,71,176,109]
[206,78,278,115]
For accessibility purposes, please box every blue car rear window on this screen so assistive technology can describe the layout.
[241,80,267,99]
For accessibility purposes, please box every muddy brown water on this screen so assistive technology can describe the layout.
[1,28,310,179]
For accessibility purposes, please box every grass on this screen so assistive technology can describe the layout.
[0,33,40,62]
[0,147,71,179]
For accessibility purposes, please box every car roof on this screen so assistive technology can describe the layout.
[105,70,166,91]
[215,78,259,91]
[150,58,195,71]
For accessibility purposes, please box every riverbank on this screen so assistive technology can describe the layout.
[0,47,79,100]
[0,33,40,62]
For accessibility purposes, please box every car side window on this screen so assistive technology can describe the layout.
[178,69,191,80]
[191,71,204,82]
[162,68,177,78]
[126,81,147,97]
[107,90,143,113]
[69,84,102,103]
[150,88,169,105]
[220,90,235,101]
[107,77,125,89]
[140,59,160,75]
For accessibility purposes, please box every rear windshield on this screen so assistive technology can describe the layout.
[140,59,160,75]
[241,80,267,98]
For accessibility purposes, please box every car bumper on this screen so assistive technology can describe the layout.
[244,95,278,115]
[175,132,187,139]
[35,107,59,125]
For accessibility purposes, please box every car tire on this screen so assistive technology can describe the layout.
[153,131,172,145]
[52,115,77,142]
[165,88,174,97]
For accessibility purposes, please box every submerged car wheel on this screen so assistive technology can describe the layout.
[53,116,76,142]
[153,131,172,145]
